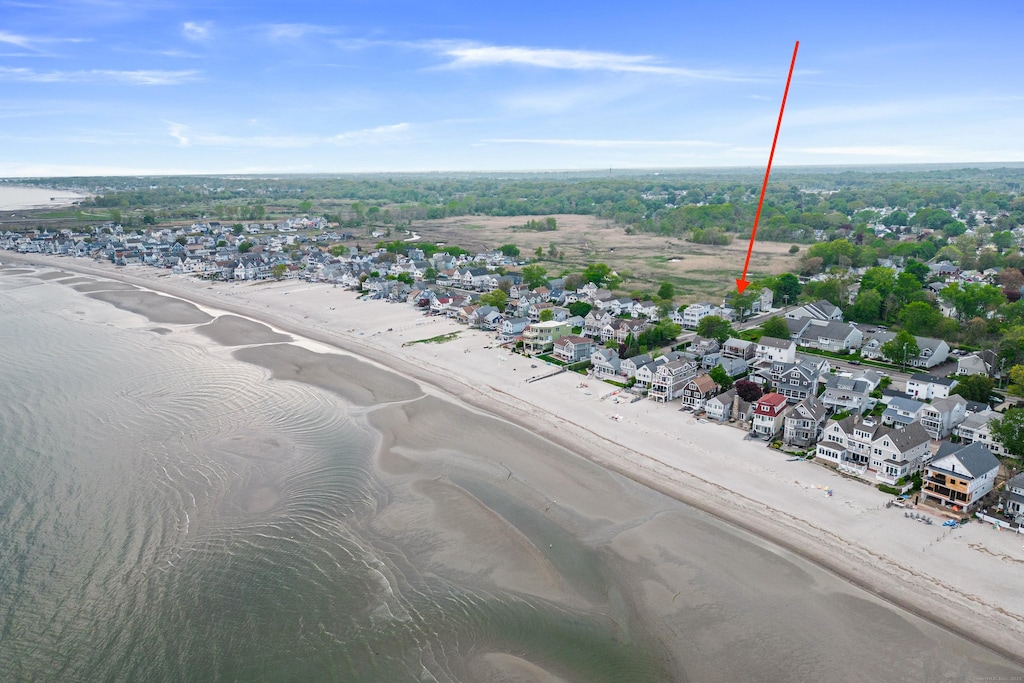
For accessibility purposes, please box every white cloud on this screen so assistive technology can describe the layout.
[482,138,722,148]
[163,122,410,149]
[791,145,938,158]
[266,23,336,41]
[0,30,87,52]
[182,21,212,42]
[0,66,199,85]
[431,41,753,81]
[332,122,409,144]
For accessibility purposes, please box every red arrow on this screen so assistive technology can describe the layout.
[737,40,799,295]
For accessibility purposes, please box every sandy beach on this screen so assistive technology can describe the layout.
[5,253,1024,677]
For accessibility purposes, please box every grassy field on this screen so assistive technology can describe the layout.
[405,214,802,302]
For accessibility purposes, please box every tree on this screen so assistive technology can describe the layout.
[696,315,735,344]
[238,241,254,253]
[709,365,733,390]
[904,259,930,284]
[539,308,554,322]
[271,263,287,280]
[568,301,592,318]
[729,289,757,322]
[1008,365,1024,396]
[521,264,548,289]
[498,244,520,258]
[657,282,675,301]
[898,301,942,336]
[860,267,896,301]
[772,272,801,304]
[990,407,1024,457]
[535,246,543,258]
[999,267,1024,293]
[479,290,507,310]
[940,282,1005,322]
[950,374,994,403]
[891,271,927,308]
[735,379,763,402]
[423,267,438,282]
[848,289,883,323]
[760,316,790,339]
[881,330,920,370]
[582,263,615,287]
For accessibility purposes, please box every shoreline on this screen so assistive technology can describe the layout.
[6,253,1024,670]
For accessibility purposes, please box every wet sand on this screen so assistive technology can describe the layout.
[5,255,1024,681]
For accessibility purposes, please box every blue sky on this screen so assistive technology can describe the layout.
[2,0,1022,176]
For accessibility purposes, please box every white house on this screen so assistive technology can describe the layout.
[755,337,797,364]
[681,302,721,330]
[906,374,958,401]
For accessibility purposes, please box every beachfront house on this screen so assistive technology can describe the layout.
[783,395,828,448]
[649,360,697,403]
[590,347,621,379]
[814,415,930,483]
[999,473,1024,521]
[522,320,572,355]
[553,336,595,364]
[868,422,931,486]
[752,393,788,439]
[499,317,530,341]
[922,443,1000,512]
[681,374,719,411]
[881,397,927,429]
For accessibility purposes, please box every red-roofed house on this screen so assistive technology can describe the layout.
[752,392,789,438]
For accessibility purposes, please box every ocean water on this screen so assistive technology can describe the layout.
[0,273,666,682]
[0,185,87,211]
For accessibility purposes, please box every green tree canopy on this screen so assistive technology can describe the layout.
[479,290,507,310]
[498,243,520,258]
[568,301,592,318]
[950,374,994,403]
[697,315,735,344]
[760,315,790,339]
[539,308,554,322]
[848,289,883,323]
[709,365,733,390]
[521,264,549,289]
[582,263,617,287]
[657,282,675,301]
[898,301,943,336]
[990,407,1024,457]
[880,330,920,369]
[271,263,287,279]
[237,241,253,253]
[940,282,1005,322]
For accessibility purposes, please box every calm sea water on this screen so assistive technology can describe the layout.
[0,186,87,211]
[0,275,665,682]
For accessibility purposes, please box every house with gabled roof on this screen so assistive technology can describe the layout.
[786,299,843,322]
[906,373,958,400]
[752,392,789,438]
[798,320,863,352]
[755,336,796,364]
[922,442,1000,512]
[955,409,1013,458]
[553,336,595,364]
[783,395,828,447]
[721,337,755,360]
[649,359,697,403]
[919,395,968,440]
[681,374,719,410]
[999,473,1024,521]
[590,347,622,379]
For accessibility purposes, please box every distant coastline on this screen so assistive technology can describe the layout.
[0,185,90,211]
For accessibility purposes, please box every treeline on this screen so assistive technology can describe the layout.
[23,167,1024,231]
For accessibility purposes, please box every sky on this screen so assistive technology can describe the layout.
[1,0,1023,177]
